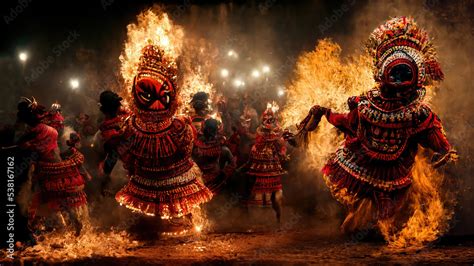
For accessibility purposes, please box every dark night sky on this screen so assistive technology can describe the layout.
[0,0,353,55]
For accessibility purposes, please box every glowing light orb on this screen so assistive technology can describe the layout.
[18,52,28,62]
[70,79,79,89]
[233,79,244,88]
[220,68,229,78]
[277,87,285,96]
[194,225,203,233]
[251,69,260,78]
[262,65,270,73]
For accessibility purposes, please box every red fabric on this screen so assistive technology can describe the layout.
[322,94,452,218]
[45,112,64,132]
[416,114,452,154]
[25,123,58,160]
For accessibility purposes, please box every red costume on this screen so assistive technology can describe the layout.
[244,103,287,222]
[17,98,87,235]
[192,118,235,194]
[112,45,212,223]
[292,17,457,231]
[189,92,211,134]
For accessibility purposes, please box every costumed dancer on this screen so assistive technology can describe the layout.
[192,118,235,194]
[97,90,129,190]
[106,45,212,234]
[286,17,457,233]
[189,91,211,133]
[235,107,257,167]
[17,97,88,236]
[242,102,288,223]
[43,102,64,134]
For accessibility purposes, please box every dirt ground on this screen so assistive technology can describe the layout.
[3,226,474,265]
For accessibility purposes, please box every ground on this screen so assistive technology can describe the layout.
[3,226,474,265]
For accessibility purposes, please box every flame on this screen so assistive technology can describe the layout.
[281,39,454,249]
[120,8,217,114]
[266,101,279,113]
[281,39,375,169]
[119,8,184,99]
[180,69,215,114]
[378,153,455,250]
[20,226,139,261]
[179,37,218,114]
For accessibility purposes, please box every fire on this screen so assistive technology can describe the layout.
[179,37,218,114]
[281,39,374,169]
[20,226,139,261]
[119,8,217,114]
[378,153,455,250]
[180,70,215,114]
[281,39,454,249]
[119,8,184,99]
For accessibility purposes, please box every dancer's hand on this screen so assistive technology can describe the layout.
[310,105,330,117]
[282,129,297,146]
[432,149,459,168]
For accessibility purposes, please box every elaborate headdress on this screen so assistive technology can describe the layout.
[136,45,178,89]
[17,96,47,126]
[261,101,280,130]
[366,17,443,87]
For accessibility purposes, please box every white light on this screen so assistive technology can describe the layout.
[227,50,238,59]
[70,79,79,89]
[251,69,260,78]
[262,65,270,73]
[194,225,203,233]
[220,68,229,78]
[233,79,244,88]
[278,89,285,96]
[19,52,28,62]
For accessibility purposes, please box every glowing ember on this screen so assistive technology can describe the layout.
[194,225,203,233]
[19,227,140,261]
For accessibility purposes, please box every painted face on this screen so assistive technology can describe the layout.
[382,59,418,90]
[133,75,176,111]
[262,111,276,130]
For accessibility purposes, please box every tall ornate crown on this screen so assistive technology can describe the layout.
[366,17,443,86]
[136,45,178,89]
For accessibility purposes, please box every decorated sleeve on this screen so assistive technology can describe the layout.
[326,108,359,136]
[417,113,452,154]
